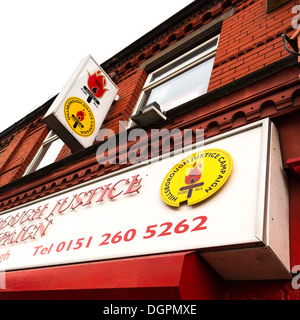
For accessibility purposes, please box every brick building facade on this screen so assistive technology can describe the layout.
[0,0,300,300]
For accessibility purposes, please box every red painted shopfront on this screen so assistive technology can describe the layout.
[0,0,300,300]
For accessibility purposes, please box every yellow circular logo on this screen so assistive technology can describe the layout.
[64,97,95,137]
[160,149,233,207]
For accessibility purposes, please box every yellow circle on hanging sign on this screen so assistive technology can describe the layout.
[64,97,95,137]
[160,148,233,207]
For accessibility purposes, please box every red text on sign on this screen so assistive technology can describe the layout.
[33,236,93,256]
[143,216,207,239]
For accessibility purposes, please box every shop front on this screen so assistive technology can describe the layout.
[0,0,300,301]
[0,119,291,299]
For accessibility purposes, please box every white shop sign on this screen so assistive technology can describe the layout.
[0,119,290,280]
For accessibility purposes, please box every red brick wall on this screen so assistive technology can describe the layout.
[1,0,298,186]
[0,119,48,187]
[208,0,296,91]
[100,69,147,135]
[0,1,300,300]
[55,144,72,161]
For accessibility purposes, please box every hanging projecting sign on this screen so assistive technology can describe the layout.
[43,55,118,152]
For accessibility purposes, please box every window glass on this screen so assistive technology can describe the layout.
[145,57,215,112]
[133,36,219,117]
[24,131,64,175]
[35,138,64,171]
[151,39,218,83]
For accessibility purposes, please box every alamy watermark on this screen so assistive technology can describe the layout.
[96,121,205,166]
[292,5,300,30]
[292,266,300,290]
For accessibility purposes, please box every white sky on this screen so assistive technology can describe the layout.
[0,0,194,133]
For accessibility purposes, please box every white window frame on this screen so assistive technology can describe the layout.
[129,35,219,127]
[23,130,64,175]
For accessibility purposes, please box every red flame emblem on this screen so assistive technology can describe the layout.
[185,162,202,185]
[87,70,108,99]
[76,110,85,122]
[179,162,204,199]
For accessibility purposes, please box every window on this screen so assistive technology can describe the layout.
[133,36,219,116]
[24,131,64,175]
[266,0,290,13]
